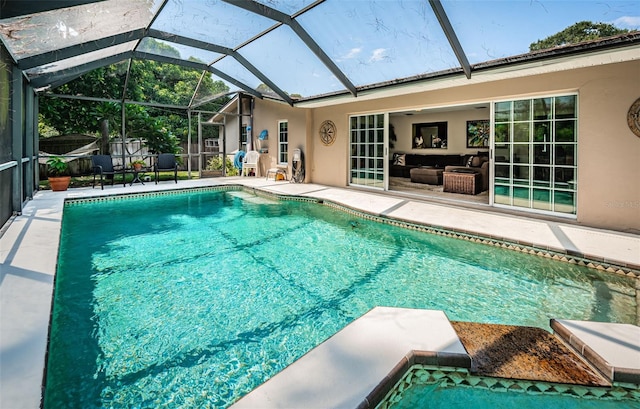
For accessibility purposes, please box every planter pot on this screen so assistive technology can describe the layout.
[48,176,71,191]
[133,164,143,171]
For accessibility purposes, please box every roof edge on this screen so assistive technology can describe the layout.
[294,32,640,107]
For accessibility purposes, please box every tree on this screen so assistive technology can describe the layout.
[530,21,629,51]
[39,39,230,147]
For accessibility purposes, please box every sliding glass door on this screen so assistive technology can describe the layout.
[493,95,578,215]
[349,113,387,189]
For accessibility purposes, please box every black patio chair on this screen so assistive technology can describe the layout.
[91,155,125,190]
[154,153,178,184]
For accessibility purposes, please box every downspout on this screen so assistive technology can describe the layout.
[249,96,254,152]
[222,115,227,176]
[237,93,243,151]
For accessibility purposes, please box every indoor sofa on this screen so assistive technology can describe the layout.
[390,153,465,178]
[444,154,489,191]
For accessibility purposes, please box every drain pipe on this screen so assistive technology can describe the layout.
[249,96,254,152]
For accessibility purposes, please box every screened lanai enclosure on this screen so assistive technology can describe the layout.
[1,0,639,227]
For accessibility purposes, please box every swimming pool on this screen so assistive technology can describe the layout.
[44,188,637,408]
[379,366,639,409]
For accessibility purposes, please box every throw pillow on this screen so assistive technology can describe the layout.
[471,156,482,167]
[393,153,406,166]
[466,155,474,167]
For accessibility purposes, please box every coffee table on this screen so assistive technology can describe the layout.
[443,170,482,195]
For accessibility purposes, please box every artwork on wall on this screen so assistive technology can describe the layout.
[412,122,447,149]
[467,119,490,148]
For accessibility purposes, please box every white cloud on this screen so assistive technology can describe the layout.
[343,48,362,59]
[613,16,640,29]
[369,48,387,62]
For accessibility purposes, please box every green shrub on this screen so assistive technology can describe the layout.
[46,156,69,176]
[207,156,238,176]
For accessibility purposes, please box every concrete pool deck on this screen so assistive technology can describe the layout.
[1,177,639,408]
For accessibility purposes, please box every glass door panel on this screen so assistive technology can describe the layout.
[495,186,511,205]
[513,123,531,142]
[533,189,552,211]
[532,166,551,187]
[350,113,386,189]
[493,95,577,216]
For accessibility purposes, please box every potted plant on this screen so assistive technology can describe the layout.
[46,156,71,191]
[131,159,146,171]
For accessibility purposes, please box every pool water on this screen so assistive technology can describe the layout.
[44,189,637,408]
[382,366,639,409]
[390,384,638,409]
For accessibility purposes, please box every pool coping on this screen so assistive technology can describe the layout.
[1,179,639,409]
[230,307,471,409]
[245,186,640,278]
[551,319,640,385]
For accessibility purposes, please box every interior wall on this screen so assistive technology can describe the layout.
[304,59,640,232]
[389,109,489,155]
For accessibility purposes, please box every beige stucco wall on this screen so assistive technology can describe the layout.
[252,99,308,178]
[255,59,640,232]
[575,62,640,232]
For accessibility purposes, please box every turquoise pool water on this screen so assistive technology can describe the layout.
[382,366,639,409]
[391,384,638,409]
[44,189,637,408]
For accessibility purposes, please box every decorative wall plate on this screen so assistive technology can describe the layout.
[628,97,640,138]
[319,120,336,146]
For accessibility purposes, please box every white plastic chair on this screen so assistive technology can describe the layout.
[242,150,260,177]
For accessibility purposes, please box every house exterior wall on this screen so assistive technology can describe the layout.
[252,98,308,177]
[575,61,639,232]
[223,113,240,154]
[256,59,640,232]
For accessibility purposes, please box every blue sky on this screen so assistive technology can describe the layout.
[443,0,640,61]
[154,0,640,98]
[5,0,637,101]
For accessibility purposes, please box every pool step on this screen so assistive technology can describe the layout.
[452,321,610,386]
[551,319,640,384]
[230,307,470,409]
[227,190,280,205]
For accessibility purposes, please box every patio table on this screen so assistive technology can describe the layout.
[129,167,150,186]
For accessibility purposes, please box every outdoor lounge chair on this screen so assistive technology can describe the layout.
[242,150,260,177]
[91,155,125,190]
[154,153,178,184]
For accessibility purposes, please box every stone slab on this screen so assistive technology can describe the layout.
[551,319,640,383]
[231,307,468,409]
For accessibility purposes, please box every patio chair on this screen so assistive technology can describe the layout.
[91,155,125,190]
[242,150,260,177]
[154,153,178,184]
